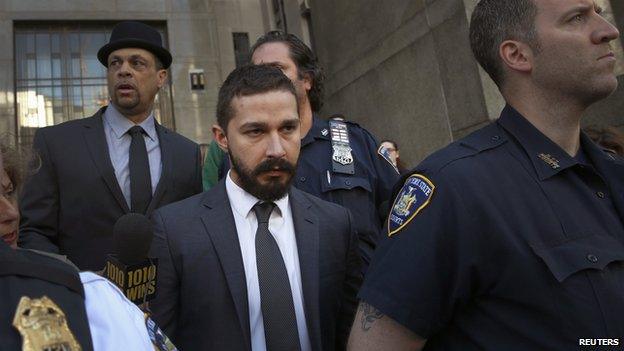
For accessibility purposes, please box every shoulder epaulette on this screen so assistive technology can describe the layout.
[458,123,507,152]
[416,123,505,174]
[0,249,84,297]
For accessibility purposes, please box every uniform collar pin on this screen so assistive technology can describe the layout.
[537,153,560,169]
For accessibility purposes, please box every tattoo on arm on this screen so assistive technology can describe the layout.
[359,302,384,331]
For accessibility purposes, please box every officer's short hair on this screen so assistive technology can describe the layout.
[252,31,325,112]
[217,64,298,131]
[469,0,540,87]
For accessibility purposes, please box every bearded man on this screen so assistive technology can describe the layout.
[149,64,361,351]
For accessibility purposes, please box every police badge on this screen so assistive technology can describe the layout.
[12,295,82,351]
[328,119,355,174]
[332,144,354,165]
[388,174,435,236]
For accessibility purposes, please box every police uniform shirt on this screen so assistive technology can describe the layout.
[359,105,624,350]
[295,115,399,266]
[80,271,155,351]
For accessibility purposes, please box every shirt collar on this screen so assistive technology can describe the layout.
[103,103,157,141]
[225,170,289,219]
[497,104,578,180]
[301,114,330,147]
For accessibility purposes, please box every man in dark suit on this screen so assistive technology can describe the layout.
[150,64,362,351]
[18,21,202,271]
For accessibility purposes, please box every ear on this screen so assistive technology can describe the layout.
[212,124,228,152]
[499,40,534,75]
[156,69,168,89]
[302,72,312,93]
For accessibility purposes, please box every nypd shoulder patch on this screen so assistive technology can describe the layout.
[388,174,435,236]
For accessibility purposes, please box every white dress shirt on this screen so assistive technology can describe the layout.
[225,171,312,351]
[79,271,154,351]
[102,103,162,207]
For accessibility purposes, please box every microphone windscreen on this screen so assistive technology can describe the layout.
[112,213,153,265]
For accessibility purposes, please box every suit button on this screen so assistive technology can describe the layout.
[587,254,598,263]
[300,176,306,182]
[491,135,500,141]
[597,191,605,198]
[345,180,351,186]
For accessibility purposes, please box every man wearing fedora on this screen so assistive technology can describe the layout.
[18,21,202,270]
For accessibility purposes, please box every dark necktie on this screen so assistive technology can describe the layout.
[128,126,152,214]
[253,202,301,351]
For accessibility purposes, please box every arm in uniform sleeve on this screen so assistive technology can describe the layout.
[202,140,225,191]
[18,128,61,253]
[336,208,363,349]
[149,209,180,339]
[349,168,483,350]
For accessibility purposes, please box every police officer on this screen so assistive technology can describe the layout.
[0,146,94,350]
[348,0,624,350]
[0,242,95,350]
[0,241,174,351]
[251,31,399,268]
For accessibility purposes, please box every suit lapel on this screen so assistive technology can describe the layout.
[200,182,251,350]
[82,107,130,213]
[147,123,171,215]
[290,188,322,351]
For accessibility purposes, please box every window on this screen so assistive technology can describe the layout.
[14,22,175,146]
[232,32,250,68]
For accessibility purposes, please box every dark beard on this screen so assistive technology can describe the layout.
[230,154,296,202]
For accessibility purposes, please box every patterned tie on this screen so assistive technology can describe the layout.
[128,126,152,214]
[253,202,301,351]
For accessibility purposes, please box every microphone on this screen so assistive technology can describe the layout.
[104,213,158,305]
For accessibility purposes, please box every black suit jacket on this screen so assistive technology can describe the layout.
[150,181,362,351]
[18,106,202,270]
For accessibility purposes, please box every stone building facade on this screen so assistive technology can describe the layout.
[0,0,288,146]
[310,0,624,167]
[1,0,622,168]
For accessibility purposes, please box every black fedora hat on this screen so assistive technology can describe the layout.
[97,21,172,68]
